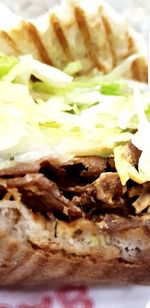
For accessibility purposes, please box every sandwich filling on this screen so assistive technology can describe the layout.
[0,54,149,222]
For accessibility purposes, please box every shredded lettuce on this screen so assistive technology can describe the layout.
[131,87,150,182]
[63,60,82,76]
[114,87,150,185]
[100,82,129,96]
[114,145,146,185]
[0,53,149,186]
[3,55,73,86]
[0,55,18,79]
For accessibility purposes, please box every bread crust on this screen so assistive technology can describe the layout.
[0,202,150,286]
[3,247,150,287]
[0,0,147,81]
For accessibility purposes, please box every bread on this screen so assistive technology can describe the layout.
[0,201,150,286]
[0,0,147,81]
[0,0,148,287]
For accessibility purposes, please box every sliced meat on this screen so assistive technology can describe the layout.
[73,173,125,207]
[99,214,142,233]
[71,173,127,214]
[65,184,91,195]
[72,186,96,208]
[107,157,116,171]
[0,162,40,177]
[94,172,125,206]
[0,157,62,177]
[63,156,107,179]
[0,174,82,219]
[123,141,141,167]
[128,186,143,198]
[39,158,65,184]
[0,148,147,222]
[0,156,107,180]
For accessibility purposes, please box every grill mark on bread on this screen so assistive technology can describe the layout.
[24,22,52,65]
[101,15,116,67]
[75,6,107,72]
[0,31,20,55]
[127,33,136,55]
[131,59,140,81]
[141,63,148,83]
[126,32,148,82]
[51,14,73,62]
[132,58,148,82]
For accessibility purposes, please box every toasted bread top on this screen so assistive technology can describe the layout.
[0,0,147,82]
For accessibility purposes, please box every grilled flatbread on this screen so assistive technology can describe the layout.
[0,0,148,287]
[0,0,147,81]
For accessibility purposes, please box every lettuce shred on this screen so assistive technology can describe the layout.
[0,53,148,186]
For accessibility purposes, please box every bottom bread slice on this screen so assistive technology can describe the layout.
[0,201,150,286]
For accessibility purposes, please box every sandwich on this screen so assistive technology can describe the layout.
[0,0,149,286]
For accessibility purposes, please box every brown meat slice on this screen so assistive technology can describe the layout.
[107,157,116,170]
[99,214,143,233]
[63,156,107,178]
[94,172,125,206]
[72,173,126,210]
[0,158,63,177]
[123,141,141,167]
[0,162,40,177]
[0,156,109,219]
[0,156,107,179]
[0,174,82,219]
[0,148,144,220]
[66,184,91,195]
